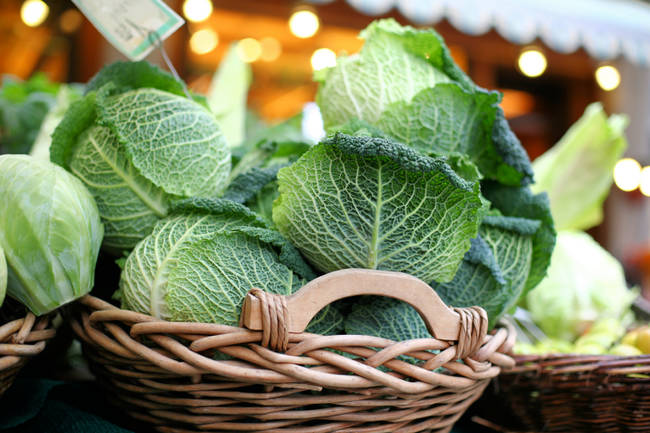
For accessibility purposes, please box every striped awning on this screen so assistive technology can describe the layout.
[311,0,650,66]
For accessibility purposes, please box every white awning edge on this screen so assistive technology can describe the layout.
[310,0,650,66]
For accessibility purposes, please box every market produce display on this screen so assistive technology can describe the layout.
[0,18,549,342]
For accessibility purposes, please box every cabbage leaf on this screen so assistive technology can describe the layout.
[531,103,628,231]
[51,62,230,251]
[316,19,533,186]
[273,133,483,283]
[434,216,538,328]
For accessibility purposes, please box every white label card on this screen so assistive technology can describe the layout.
[71,0,185,61]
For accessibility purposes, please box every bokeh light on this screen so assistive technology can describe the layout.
[183,0,213,23]
[614,158,642,192]
[518,48,547,78]
[289,10,319,38]
[311,48,336,71]
[189,29,219,55]
[237,38,262,63]
[21,0,49,27]
[260,37,282,62]
[595,65,621,91]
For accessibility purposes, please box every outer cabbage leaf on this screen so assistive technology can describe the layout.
[69,125,170,251]
[531,103,628,231]
[305,304,344,335]
[0,155,103,314]
[434,216,538,328]
[345,297,430,341]
[120,199,265,318]
[482,181,556,294]
[316,19,452,128]
[165,233,308,325]
[0,244,6,307]
[273,133,483,283]
[526,231,636,341]
[97,88,230,197]
[207,46,252,148]
[377,85,531,185]
[85,61,188,97]
[315,19,533,186]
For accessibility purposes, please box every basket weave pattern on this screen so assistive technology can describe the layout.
[71,291,515,433]
[479,353,650,433]
[0,311,55,397]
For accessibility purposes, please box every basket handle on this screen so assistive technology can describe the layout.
[240,268,464,341]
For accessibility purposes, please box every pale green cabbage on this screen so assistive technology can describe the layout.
[51,62,230,252]
[0,154,103,314]
[526,231,636,341]
[531,103,628,231]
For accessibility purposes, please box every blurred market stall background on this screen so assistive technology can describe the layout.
[1,0,650,289]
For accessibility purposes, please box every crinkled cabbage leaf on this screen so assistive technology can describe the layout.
[0,244,6,307]
[273,133,483,283]
[316,19,533,186]
[51,62,230,252]
[120,198,327,328]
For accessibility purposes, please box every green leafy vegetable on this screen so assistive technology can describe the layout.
[30,85,83,160]
[531,102,628,231]
[434,216,538,328]
[273,133,483,283]
[482,181,556,295]
[0,73,59,154]
[316,19,533,186]
[51,62,230,252]
[525,231,636,341]
[0,155,103,314]
[207,45,252,148]
[120,198,315,326]
[345,297,429,341]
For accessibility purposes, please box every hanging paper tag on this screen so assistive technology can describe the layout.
[71,0,184,61]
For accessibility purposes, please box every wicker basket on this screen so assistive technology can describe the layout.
[70,268,515,433]
[0,304,56,397]
[473,353,650,432]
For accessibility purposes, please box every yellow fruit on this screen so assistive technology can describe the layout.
[609,344,643,356]
[636,328,650,354]
[622,329,639,346]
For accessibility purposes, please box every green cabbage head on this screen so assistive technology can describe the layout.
[0,155,103,315]
[51,62,231,252]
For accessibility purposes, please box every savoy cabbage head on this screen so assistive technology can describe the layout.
[316,19,533,187]
[272,19,556,337]
[118,198,343,330]
[51,62,231,252]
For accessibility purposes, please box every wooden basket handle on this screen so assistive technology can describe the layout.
[240,269,463,341]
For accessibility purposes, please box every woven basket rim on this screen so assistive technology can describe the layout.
[507,352,650,376]
[71,293,517,394]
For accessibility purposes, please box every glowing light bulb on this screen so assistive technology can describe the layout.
[640,167,650,197]
[21,0,49,27]
[260,37,282,62]
[311,48,336,71]
[237,38,262,63]
[595,65,621,91]
[518,48,547,78]
[289,10,319,38]
[189,29,218,55]
[613,158,642,192]
[183,0,213,23]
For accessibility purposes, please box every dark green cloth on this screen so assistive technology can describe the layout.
[0,378,478,433]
